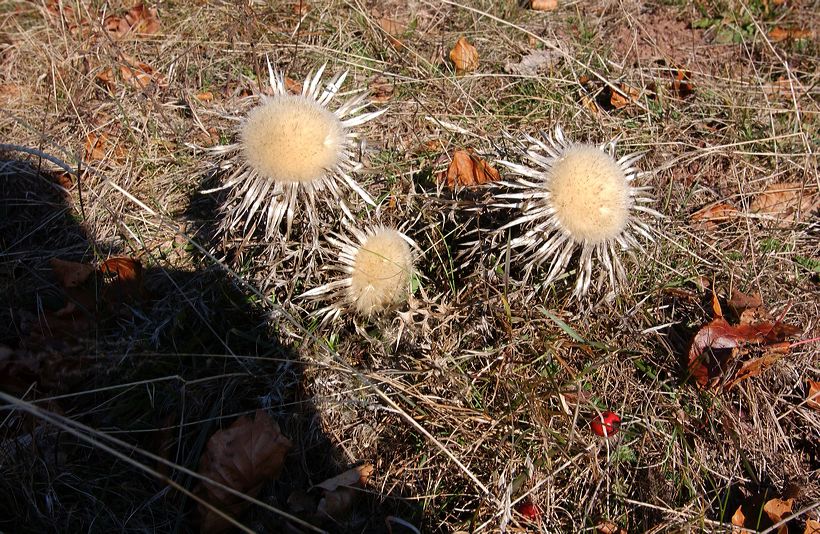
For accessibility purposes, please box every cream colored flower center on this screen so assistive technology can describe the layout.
[241,94,344,184]
[349,231,413,315]
[549,145,631,244]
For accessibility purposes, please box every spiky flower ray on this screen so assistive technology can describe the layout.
[299,225,417,326]
[495,126,661,298]
[203,60,386,248]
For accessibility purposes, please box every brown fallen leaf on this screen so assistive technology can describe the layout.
[671,68,694,99]
[732,496,794,533]
[765,498,794,534]
[769,26,812,42]
[690,202,739,231]
[807,380,820,411]
[284,76,302,94]
[686,292,800,389]
[450,36,479,73]
[530,0,558,10]
[316,464,373,521]
[728,288,763,316]
[105,3,161,38]
[50,258,96,288]
[84,132,126,162]
[377,17,407,50]
[751,182,819,226]
[439,148,501,189]
[196,410,292,534]
[195,91,214,102]
[724,347,789,390]
[805,519,820,533]
[99,257,143,304]
[610,83,641,109]
[369,75,394,103]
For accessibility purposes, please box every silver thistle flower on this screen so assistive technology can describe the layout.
[203,59,386,242]
[495,126,661,297]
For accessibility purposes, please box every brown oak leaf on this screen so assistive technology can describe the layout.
[439,148,501,189]
[196,410,291,534]
[450,37,479,73]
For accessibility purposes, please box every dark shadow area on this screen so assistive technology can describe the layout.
[0,154,422,533]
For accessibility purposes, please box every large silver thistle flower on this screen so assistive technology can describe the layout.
[496,126,661,297]
[204,60,386,242]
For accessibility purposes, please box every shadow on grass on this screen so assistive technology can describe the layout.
[0,155,421,533]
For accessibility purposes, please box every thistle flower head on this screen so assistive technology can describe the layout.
[299,225,417,323]
[548,144,631,244]
[497,126,661,297]
[205,60,386,243]
[241,94,344,185]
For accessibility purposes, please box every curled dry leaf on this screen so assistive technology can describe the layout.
[751,182,819,226]
[196,410,292,534]
[732,496,793,533]
[378,16,408,50]
[610,83,642,109]
[769,26,812,42]
[84,132,126,162]
[104,3,161,38]
[671,69,694,98]
[316,464,373,521]
[439,148,501,189]
[530,0,558,10]
[449,36,479,73]
[690,202,739,231]
[807,380,820,411]
[686,292,800,389]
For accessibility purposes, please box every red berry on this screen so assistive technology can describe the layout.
[515,500,540,521]
[590,411,621,437]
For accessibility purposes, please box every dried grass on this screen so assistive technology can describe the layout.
[1,0,818,532]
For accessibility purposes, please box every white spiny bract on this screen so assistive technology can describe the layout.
[204,60,386,241]
[496,126,661,297]
[299,225,416,323]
